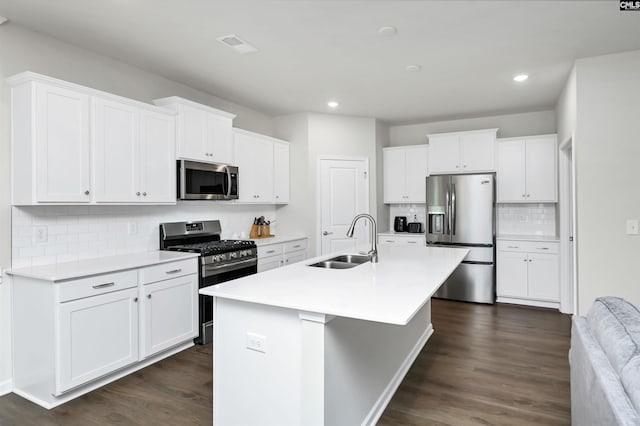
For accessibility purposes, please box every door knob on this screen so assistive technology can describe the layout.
[323,231,333,236]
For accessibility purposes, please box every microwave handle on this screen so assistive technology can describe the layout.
[224,166,232,199]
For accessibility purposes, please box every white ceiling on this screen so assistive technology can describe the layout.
[1,1,639,124]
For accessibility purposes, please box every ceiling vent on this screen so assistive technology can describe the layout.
[216,34,258,54]
[0,16,8,25]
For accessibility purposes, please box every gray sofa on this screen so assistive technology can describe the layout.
[571,296,640,425]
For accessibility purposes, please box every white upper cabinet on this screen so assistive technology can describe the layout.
[496,134,557,203]
[428,129,497,174]
[383,145,428,203]
[273,141,290,203]
[9,72,177,206]
[153,96,236,165]
[10,80,92,204]
[233,128,290,204]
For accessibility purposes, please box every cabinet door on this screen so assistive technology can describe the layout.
[284,251,306,266]
[459,132,495,172]
[139,109,176,203]
[273,142,290,203]
[428,134,459,174]
[496,251,528,298]
[93,97,139,203]
[497,140,526,202]
[35,83,91,202]
[525,137,557,202]
[56,287,139,394]
[141,274,198,358]
[177,105,208,162]
[258,257,283,273]
[383,148,406,203]
[405,146,429,202]
[207,113,233,165]
[527,253,560,301]
[234,132,274,202]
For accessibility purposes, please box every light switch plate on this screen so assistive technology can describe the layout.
[626,219,639,235]
[246,332,267,353]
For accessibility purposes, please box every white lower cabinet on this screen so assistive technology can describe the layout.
[378,234,426,245]
[257,238,308,273]
[11,256,198,408]
[497,240,560,308]
[57,286,139,394]
[141,274,198,358]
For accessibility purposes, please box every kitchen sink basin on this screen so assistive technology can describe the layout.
[308,254,372,269]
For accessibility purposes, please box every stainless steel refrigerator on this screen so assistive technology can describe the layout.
[426,173,496,304]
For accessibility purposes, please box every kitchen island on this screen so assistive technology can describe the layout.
[200,244,468,426]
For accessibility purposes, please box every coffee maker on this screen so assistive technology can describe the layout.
[394,216,407,232]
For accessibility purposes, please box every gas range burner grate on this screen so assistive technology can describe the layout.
[168,239,256,255]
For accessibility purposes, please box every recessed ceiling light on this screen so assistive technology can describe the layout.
[216,34,258,54]
[0,16,8,25]
[406,65,422,72]
[378,26,397,37]
[513,74,529,82]
[327,101,339,109]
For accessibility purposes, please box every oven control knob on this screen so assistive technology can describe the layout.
[230,252,237,259]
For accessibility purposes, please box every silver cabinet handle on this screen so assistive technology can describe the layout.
[537,247,549,250]
[408,241,417,244]
[266,250,276,254]
[526,194,530,198]
[142,192,147,196]
[507,245,519,249]
[147,294,151,299]
[385,240,395,243]
[523,259,527,262]
[136,192,141,196]
[522,194,526,198]
[276,195,280,199]
[84,190,90,195]
[165,268,182,274]
[292,245,301,248]
[528,259,532,262]
[92,282,115,289]
[133,297,139,303]
[323,231,333,236]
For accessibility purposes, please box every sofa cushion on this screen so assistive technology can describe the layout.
[587,297,640,374]
[621,355,640,414]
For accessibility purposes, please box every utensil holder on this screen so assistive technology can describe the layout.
[249,224,273,239]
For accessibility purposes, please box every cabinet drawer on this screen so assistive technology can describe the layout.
[284,239,307,253]
[139,258,198,285]
[258,243,284,259]
[497,240,559,254]
[58,270,138,303]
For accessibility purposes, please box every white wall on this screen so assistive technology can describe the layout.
[389,110,556,146]
[0,22,276,392]
[375,121,391,232]
[571,50,640,314]
[555,67,576,145]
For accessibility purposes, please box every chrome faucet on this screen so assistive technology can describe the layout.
[346,213,378,263]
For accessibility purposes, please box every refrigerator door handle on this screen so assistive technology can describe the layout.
[445,190,451,235]
[451,184,456,236]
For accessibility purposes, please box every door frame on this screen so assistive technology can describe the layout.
[316,156,370,256]
[559,135,578,314]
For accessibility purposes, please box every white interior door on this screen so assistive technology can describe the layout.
[320,159,369,255]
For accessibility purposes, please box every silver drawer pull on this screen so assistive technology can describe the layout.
[407,241,417,244]
[266,250,276,254]
[165,269,182,274]
[507,246,519,249]
[385,240,395,243]
[292,245,301,248]
[537,247,549,250]
[93,282,115,289]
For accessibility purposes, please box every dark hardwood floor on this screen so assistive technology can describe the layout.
[0,300,571,425]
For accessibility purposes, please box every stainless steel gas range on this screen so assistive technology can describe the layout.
[159,220,257,345]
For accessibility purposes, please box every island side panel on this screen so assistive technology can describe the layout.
[324,301,433,426]
[213,297,303,425]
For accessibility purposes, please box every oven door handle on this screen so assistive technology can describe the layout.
[224,165,232,199]
[202,258,257,275]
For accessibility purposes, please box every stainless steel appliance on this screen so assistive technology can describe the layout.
[426,173,496,304]
[394,216,407,232]
[177,160,238,200]
[407,222,423,233]
[159,220,257,344]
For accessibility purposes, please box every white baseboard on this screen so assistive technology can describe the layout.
[362,324,434,426]
[498,297,560,310]
[0,378,12,396]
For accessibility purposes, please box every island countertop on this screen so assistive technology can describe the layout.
[200,244,468,326]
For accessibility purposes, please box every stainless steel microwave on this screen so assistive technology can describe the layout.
[178,160,239,200]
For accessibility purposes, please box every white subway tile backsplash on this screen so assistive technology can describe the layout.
[497,203,556,236]
[11,204,277,268]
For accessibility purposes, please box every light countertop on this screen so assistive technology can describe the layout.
[200,244,468,326]
[249,234,307,246]
[7,251,200,282]
[497,234,560,242]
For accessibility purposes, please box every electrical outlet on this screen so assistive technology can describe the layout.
[246,332,267,353]
[127,222,138,235]
[34,226,48,243]
[626,219,639,235]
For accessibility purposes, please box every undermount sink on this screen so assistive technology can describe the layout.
[308,254,372,269]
